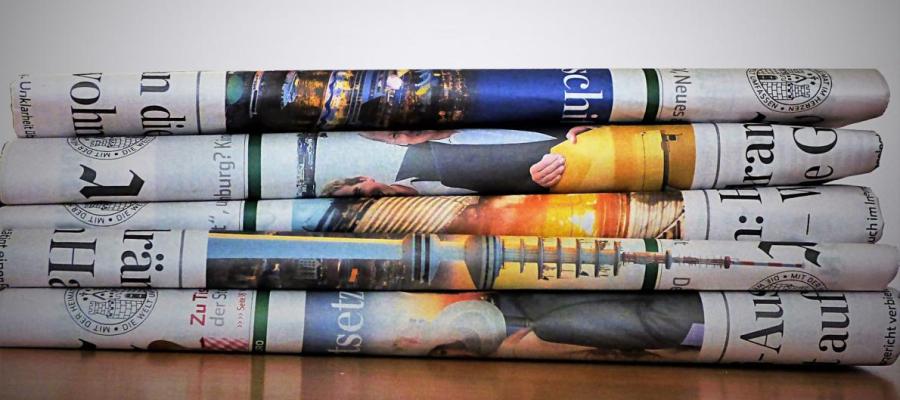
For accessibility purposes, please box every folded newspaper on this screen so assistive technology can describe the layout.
[0,186,883,244]
[0,124,882,204]
[0,228,896,290]
[0,288,895,365]
[10,68,889,138]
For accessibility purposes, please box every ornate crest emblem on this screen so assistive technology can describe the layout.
[747,69,832,113]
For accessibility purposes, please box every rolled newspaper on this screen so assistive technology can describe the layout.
[10,68,888,138]
[0,288,896,365]
[0,124,882,204]
[0,186,883,244]
[0,228,896,290]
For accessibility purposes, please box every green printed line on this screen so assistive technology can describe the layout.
[641,239,660,291]
[252,291,270,353]
[243,200,258,231]
[248,135,262,200]
[642,69,660,123]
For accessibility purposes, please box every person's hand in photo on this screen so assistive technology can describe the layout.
[565,125,597,144]
[530,154,566,188]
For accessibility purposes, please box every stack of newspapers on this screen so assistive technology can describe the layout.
[0,68,896,366]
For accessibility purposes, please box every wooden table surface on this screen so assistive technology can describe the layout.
[0,349,895,400]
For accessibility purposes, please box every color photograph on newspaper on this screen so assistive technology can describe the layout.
[300,291,705,362]
[201,232,898,291]
[297,124,697,197]
[224,69,613,132]
[289,192,685,238]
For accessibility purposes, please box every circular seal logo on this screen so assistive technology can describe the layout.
[747,68,832,113]
[64,202,148,227]
[750,271,827,291]
[66,136,155,160]
[65,288,158,336]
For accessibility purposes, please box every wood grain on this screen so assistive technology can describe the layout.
[0,349,895,400]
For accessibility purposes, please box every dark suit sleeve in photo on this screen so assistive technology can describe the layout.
[396,132,567,194]
[493,292,705,351]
